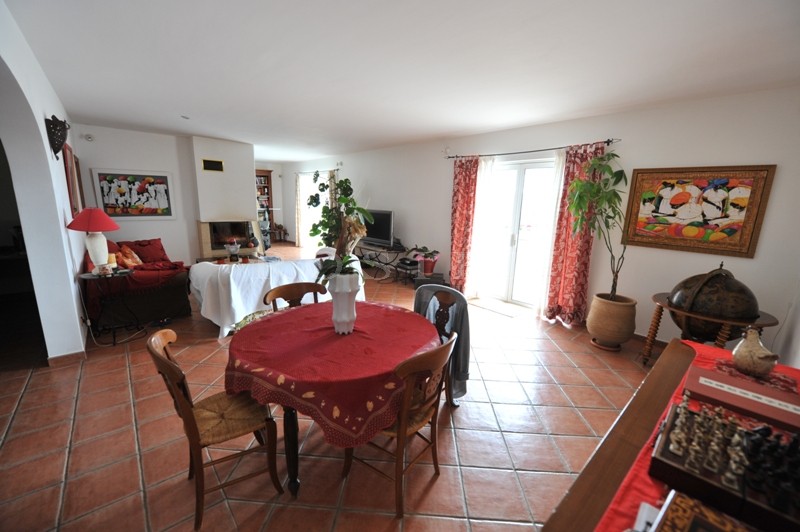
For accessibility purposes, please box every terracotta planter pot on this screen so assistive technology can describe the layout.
[585,293,637,351]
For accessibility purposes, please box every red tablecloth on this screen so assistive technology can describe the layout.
[595,341,800,531]
[226,301,439,447]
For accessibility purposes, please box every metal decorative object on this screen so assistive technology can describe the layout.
[44,115,70,159]
[667,264,759,342]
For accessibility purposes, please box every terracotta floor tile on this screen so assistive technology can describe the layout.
[5,398,74,436]
[145,472,223,531]
[136,412,184,450]
[470,520,537,530]
[131,374,167,401]
[0,483,61,531]
[334,510,403,531]
[598,386,635,409]
[132,391,175,423]
[140,438,188,487]
[551,435,601,472]
[17,381,78,411]
[461,467,531,521]
[579,407,621,437]
[521,384,570,407]
[461,380,490,402]
[563,353,607,368]
[450,402,499,431]
[0,449,66,502]
[59,493,147,532]
[403,515,470,531]
[72,403,134,443]
[544,366,590,386]
[227,500,273,532]
[61,456,142,522]
[75,383,131,416]
[78,366,130,394]
[404,464,467,516]
[455,430,513,468]
[484,380,530,404]
[534,406,593,436]
[579,367,629,387]
[493,404,545,433]
[503,433,567,472]
[535,351,575,367]
[26,365,81,390]
[478,362,518,381]
[265,506,336,531]
[517,471,575,524]
[0,421,72,466]
[560,385,614,409]
[512,365,555,384]
[615,368,648,388]
[67,427,137,477]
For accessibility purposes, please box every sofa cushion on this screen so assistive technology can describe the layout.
[117,238,171,263]
[134,261,186,271]
[117,245,143,269]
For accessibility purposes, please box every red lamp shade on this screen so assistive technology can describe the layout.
[67,208,120,232]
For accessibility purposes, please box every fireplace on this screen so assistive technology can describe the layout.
[198,221,265,258]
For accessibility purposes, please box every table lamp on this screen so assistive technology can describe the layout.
[67,208,120,274]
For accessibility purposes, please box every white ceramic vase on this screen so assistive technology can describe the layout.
[328,273,360,334]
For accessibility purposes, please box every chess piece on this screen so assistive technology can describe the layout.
[732,326,779,378]
[704,435,723,472]
[685,434,705,473]
[669,424,688,456]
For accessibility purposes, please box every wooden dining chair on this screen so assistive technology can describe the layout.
[264,281,327,311]
[146,329,283,530]
[342,332,458,517]
[413,286,468,408]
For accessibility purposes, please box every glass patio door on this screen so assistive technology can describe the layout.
[479,160,558,308]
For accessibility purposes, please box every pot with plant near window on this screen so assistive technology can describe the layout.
[567,151,636,351]
[308,170,373,334]
[411,246,440,277]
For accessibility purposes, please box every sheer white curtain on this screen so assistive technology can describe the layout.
[295,171,319,248]
[464,157,495,298]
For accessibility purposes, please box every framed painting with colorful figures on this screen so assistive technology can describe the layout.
[622,165,775,258]
[91,168,176,220]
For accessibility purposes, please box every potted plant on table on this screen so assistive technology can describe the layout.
[566,151,636,351]
[308,170,373,334]
[411,245,440,277]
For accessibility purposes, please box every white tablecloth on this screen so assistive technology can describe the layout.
[189,259,365,337]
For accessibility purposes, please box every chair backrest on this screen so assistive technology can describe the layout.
[430,290,457,341]
[394,333,457,426]
[264,282,328,311]
[146,329,201,442]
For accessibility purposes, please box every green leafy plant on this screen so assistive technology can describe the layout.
[566,151,628,300]
[314,254,362,284]
[411,245,439,259]
[307,170,373,257]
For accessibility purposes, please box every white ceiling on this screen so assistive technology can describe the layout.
[6,0,800,162]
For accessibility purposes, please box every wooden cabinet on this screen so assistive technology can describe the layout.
[255,169,274,228]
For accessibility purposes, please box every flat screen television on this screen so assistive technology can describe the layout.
[362,209,394,248]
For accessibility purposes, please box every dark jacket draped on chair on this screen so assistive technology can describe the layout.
[413,284,470,399]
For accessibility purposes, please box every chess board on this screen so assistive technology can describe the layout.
[650,401,800,530]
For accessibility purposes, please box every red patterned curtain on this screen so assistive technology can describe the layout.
[545,142,606,325]
[450,157,479,292]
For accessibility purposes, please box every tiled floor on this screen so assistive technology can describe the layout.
[0,243,652,531]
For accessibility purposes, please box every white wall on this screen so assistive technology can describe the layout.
[193,136,256,222]
[0,2,86,358]
[281,85,800,366]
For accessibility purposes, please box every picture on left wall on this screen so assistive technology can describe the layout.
[91,168,175,219]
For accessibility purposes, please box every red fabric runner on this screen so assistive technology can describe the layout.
[595,341,800,531]
[226,301,439,447]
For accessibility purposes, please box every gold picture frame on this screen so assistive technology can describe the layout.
[623,165,775,258]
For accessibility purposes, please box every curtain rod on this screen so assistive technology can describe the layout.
[444,138,621,159]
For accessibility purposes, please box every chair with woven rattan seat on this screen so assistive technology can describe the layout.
[264,281,327,311]
[342,332,458,517]
[146,329,283,530]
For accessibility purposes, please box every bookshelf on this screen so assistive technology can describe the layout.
[255,169,274,229]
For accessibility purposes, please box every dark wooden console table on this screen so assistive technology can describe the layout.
[641,292,778,366]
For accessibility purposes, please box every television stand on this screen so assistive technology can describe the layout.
[355,242,407,282]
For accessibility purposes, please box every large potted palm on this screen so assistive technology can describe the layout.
[567,151,636,351]
[308,170,373,334]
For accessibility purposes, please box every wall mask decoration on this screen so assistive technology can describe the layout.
[45,114,70,159]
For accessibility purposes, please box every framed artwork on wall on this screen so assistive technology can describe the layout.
[63,143,84,215]
[91,168,175,220]
[622,165,775,258]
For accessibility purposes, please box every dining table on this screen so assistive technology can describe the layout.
[225,300,440,496]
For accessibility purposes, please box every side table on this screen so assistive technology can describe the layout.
[641,292,778,365]
[80,270,141,345]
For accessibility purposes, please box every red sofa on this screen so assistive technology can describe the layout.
[82,238,191,332]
